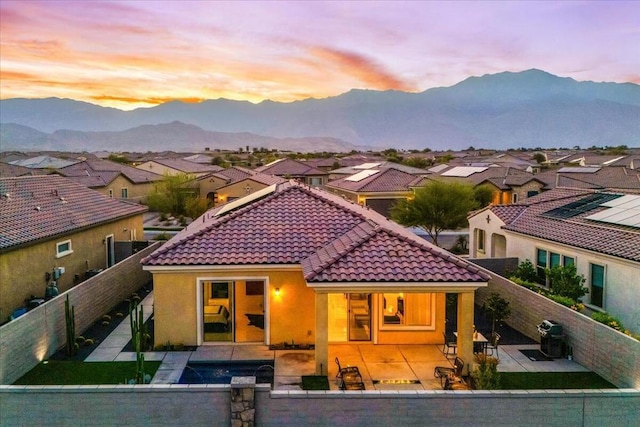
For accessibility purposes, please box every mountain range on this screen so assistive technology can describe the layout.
[1,69,639,153]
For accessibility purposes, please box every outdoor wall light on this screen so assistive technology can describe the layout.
[275,287,280,296]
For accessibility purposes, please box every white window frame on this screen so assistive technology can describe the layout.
[512,193,518,203]
[108,189,113,198]
[121,187,129,199]
[56,239,73,258]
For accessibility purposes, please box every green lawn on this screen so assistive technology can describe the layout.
[13,361,162,385]
[499,372,616,389]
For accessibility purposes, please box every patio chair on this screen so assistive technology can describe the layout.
[442,332,457,356]
[335,357,365,390]
[486,332,501,358]
[434,357,464,388]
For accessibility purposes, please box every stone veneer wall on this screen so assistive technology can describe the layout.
[471,261,640,389]
[0,242,160,385]
[0,387,637,426]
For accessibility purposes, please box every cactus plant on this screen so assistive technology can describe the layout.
[64,295,77,356]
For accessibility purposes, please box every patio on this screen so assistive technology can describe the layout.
[83,291,589,390]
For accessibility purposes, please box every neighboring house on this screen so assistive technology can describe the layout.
[197,166,285,205]
[254,158,328,186]
[328,161,429,181]
[468,188,640,333]
[431,166,547,204]
[536,167,640,193]
[324,167,424,217]
[183,154,214,164]
[8,155,79,170]
[136,158,224,177]
[0,162,45,177]
[142,181,489,374]
[56,159,164,202]
[0,175,147,322]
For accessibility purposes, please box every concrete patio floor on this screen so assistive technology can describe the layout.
[85,291,589,390]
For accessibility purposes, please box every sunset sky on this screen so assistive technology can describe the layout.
[1,1,638,110]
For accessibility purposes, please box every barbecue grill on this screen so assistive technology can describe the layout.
[537,320,565,358]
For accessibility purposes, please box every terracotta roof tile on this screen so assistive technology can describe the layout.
[143,182,488,284]
[0,175,147,250]
[255,158,327,176]
[326,167,423,193]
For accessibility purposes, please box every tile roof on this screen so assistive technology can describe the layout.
[143,181,489,284]
[254,158,327,176]
[325,167,423,193]
[58,159,163,186]
[490,188,640,262]
[331,161,428,176]
[0,162,46,177]
[8,156,79,169]
[147,158,224,174]
[302,222,486,283]
[0,175,147,251]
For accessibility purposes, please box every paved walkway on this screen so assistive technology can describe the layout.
[84,291,589,389]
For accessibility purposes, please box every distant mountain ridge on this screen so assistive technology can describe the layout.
[1,69,639,152]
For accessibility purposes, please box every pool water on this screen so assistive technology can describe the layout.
[178,360,274,384]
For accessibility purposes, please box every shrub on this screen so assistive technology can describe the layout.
[545,264,587,301]
[591,312,624,331]
[471,354,500,390]
[513,259,537,283]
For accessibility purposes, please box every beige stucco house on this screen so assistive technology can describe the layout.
[142,181,489,374]
[468,188,640,334]
[0,175,147,322]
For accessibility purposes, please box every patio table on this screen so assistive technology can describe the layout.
[454,331,489,354]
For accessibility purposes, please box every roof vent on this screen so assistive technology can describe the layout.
[34,206,41,211]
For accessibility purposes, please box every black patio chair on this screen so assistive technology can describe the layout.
[442,332,457,356]
[434,357,464,388]
[335,357,365,390]
[486,332,501,358]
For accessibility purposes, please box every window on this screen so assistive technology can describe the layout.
[549,252,561,268]
[527,190,539,198]
[512,193,518,203]
[121,188,129,199]
[309,177,323,186]
[381,293,433,328]
[563,256,575,266]
[56,240,73,258]
[536,249,547,283]
[476,229,486,253]
[589,264,605,308]
[108,189,113,198]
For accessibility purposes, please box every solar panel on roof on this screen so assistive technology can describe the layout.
[214,184,277,217]
[542,193,623,219]
[441,166,488,177]
[557,167,601,173]
[585,194,640,228]
[345,169,380,182]
[353,162,382,170]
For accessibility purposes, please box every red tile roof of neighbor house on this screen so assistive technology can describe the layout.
[486,188,640,262]
[58,159,163,187]
[147,158,224,174]
[143,181,489,283]
[200,166,286,187]
[325,167,424,193]
[0,175,147,251]
[254,158,327,176]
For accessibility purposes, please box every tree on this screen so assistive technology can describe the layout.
[482,292,511,335]
[145,173,198,217]
[473,185,494,207]
[532,153,546,164]
[391,180,478,246]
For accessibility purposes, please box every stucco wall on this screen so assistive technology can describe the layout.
[0,214,144,320]
[0,243,158,385]
[500,233,640,334]
[93,174,155,203]
[1,386,637,426]
[472,263,640,389]
[215,179,271,205]
[151,268,316,347]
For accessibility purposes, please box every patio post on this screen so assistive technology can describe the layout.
[457,291,475,375]
[315,292,328,375]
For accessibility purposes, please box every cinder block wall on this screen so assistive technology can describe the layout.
[472,263,640,389]
[0,242,160,385]
[0,387,637,426]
